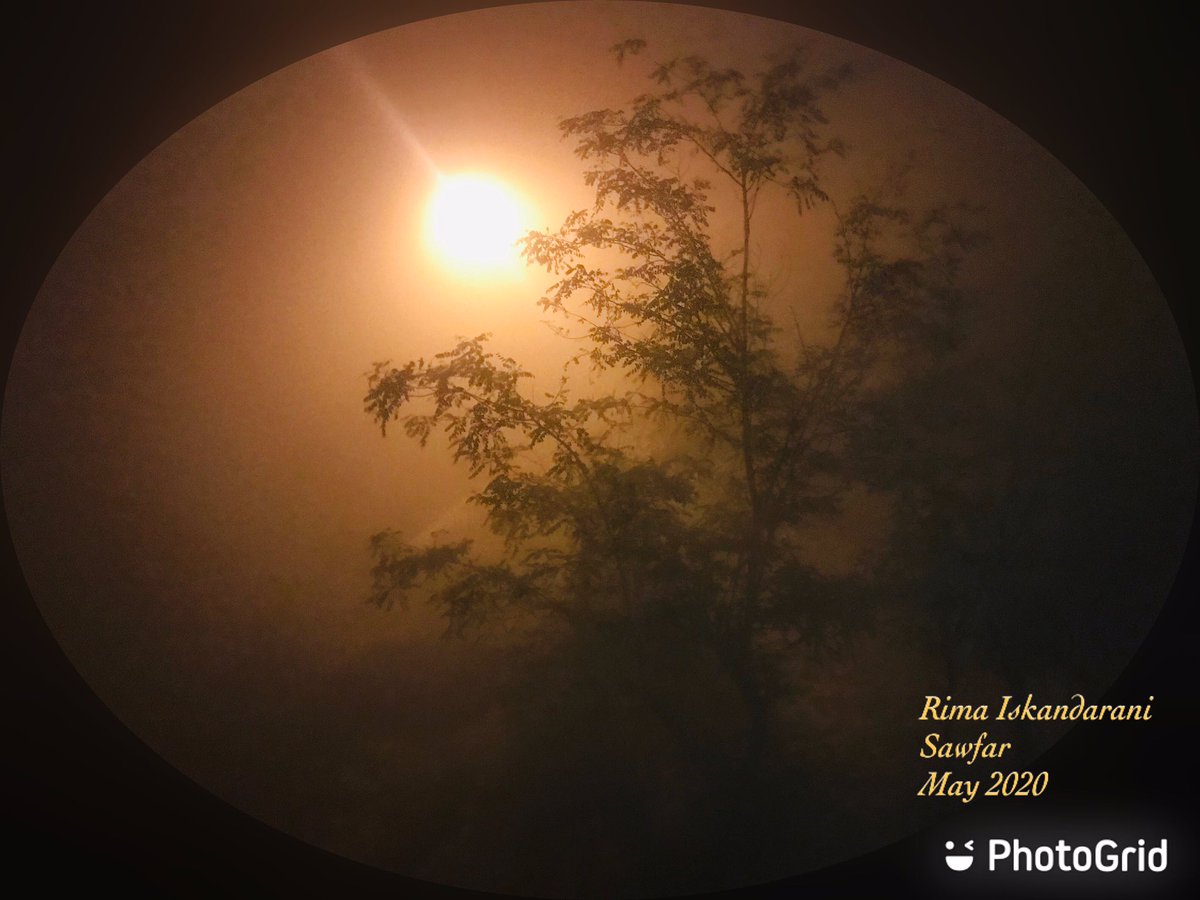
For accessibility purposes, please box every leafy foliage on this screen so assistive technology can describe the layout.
[364,41,974,759]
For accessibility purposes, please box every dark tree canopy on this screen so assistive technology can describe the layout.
[363,41,975,772]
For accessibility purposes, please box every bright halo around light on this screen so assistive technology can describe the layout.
[425,173,529,274]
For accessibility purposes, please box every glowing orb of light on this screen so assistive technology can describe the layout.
[424,173,529,273]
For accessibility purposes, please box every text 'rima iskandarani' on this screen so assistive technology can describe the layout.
[915,694,1155,804]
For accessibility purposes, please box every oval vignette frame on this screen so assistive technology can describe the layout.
[3,2,1196,899]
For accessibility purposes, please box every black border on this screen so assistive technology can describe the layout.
[4,3,1196,897]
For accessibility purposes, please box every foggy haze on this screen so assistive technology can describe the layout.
[3,3,1195,897]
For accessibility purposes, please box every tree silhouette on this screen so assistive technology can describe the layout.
[365,40,971,763]
[361,41,974,888]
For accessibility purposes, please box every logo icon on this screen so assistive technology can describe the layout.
[945,840,975,871]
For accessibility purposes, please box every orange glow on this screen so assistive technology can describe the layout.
[424,173,530,274]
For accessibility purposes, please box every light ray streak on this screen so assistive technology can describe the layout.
[333,45,440,177]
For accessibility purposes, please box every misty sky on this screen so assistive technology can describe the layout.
[3,2,1195,894]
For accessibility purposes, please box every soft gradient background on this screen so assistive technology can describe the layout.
[4,2,1196,898]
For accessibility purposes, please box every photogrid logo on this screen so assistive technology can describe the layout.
[944,840,975,871]
[941,837,1169,874]
[990,838,1168,873]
